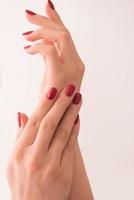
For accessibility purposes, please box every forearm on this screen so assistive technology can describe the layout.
[68,141,94,200]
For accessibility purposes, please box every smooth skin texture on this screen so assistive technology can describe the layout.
[7,85,82,200]
[24,6,84,94]
[9,1,93,200]
[22,1,94,200]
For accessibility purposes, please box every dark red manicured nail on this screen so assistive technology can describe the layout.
[74,115,79,124]
[65,84,76,97]
[17,112,21,128]
[22,31,33,36]
[24,45,31,49]
[73,93,82,104]
[48,0,55,10]
[47,87,57,100]
[25,10,37,15]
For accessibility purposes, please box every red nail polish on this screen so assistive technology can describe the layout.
[24,45,31,49]
[25,10,37,15]
[73,93,81,104]
[17,112,21,128]
[48,0,55,10]
[22,31,33,36]
[74,115,79,124]
[65,84,76,97]
[47,87,57,100]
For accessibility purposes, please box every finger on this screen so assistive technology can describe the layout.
[23,27,73,58]
[62,118,80,168]
[24,42,63,91]
[16,113,28,139]
[50,93,82,161]
[21,113,28,128]
[24,42,61,70]
[46,2,80,63]
[33,84,76,152]
[17,86,58,148]
[24,9,78,62]
[45,1,65,27]
[25,10,62,30]
[23,27,69,44]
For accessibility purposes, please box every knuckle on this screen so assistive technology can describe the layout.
[27,157,40,176]
[57,128,68,142]
[13,149,23,162]
[41,119,56,133]
[28,115,39,129]
[46,45,56,55]
[60,30,71,41]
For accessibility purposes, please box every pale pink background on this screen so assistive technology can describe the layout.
[0,0,134,199]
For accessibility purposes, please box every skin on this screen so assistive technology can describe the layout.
[7,1,94,200]
[7,85,82,200]
[25,2,94,200]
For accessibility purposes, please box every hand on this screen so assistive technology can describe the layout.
[23,1,85,95]
[22,2,94,200]
[7,84,82,200]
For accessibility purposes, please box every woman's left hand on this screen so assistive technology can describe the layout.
[7,85,82,200]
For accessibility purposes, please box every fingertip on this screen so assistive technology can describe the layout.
[20,113,28,128]
[45,2,54,18]
[21,112,28,119]
[23,45,37,55]
[48,0,55,10]
[22,31,34,36]
[45,0,60,22]
[45,1,64,26]
[25,9,37,16]
[16,112,28,139]
[24,45,31,49]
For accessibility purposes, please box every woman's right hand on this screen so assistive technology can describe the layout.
[7,84,82,200]
[23,2,85,96]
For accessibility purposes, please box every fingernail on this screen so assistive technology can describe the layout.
[73,93,81,104]
[48,0,55,10]
[47,87,57,100]
[65,84,76,97]
[25,9,37,15]
[22,31,33,36]
[74,115,79,124]
[17,112,21,128]
[24,45,31,49]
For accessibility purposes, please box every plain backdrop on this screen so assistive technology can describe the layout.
[0,0,134,199]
